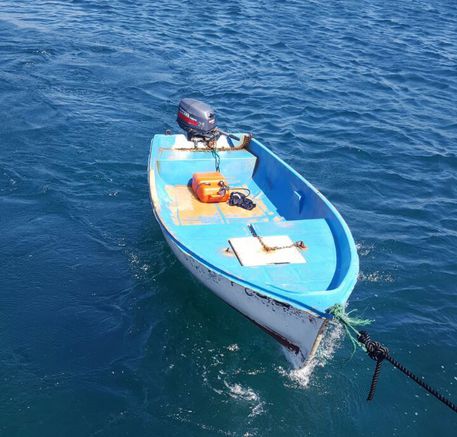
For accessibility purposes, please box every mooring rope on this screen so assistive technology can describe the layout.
[328,304,457,414]
[327,303,372,354]
[208,143,221,172]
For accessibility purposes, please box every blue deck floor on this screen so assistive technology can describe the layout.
[160,178,337,295]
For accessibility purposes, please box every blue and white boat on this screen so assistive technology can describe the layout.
[148,100,358,366]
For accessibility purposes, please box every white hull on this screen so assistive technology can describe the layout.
[161,227,328,365]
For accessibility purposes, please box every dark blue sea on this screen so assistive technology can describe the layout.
[1,1,456,435]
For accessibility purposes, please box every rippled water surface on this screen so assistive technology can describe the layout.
[1,1,457,435]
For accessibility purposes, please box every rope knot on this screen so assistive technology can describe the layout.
[329,311,457,412]
[358,330,389,362]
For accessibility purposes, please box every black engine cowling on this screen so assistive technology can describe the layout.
[177,98,217,139]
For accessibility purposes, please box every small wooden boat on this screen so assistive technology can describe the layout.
[148,100,358,366]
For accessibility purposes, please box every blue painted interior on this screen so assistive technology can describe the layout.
[149,134,359,315]
[158,148,257,185]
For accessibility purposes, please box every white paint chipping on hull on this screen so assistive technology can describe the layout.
[162,229,327,364]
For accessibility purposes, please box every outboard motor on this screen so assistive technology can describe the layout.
[177,98,241,143]
[177,98,218,141]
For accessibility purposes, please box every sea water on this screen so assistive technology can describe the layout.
[1,1,456,435]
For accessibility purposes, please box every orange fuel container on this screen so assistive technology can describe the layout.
[191,172,229,203]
